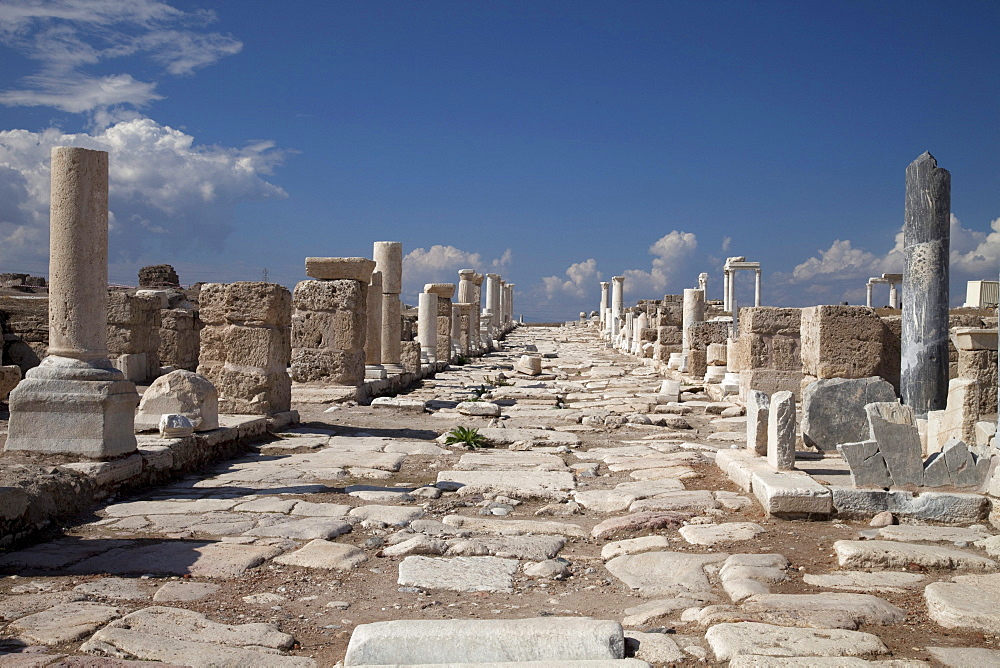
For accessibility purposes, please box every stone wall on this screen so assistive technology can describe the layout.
[198,282,291,415]
[733,307,804,399]
[291,279,367,385]
[107,290,161,382]
[159,308,200,371]
[0,298,47,373]
[800,305,898,393]
[687,321,730,378]
[436,297,453,363]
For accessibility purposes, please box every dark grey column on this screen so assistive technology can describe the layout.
[901,152,950,417]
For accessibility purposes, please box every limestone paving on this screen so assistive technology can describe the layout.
[0,324,998,665]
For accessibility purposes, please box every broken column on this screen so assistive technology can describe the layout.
[902,152,950,416]
[746,389,769,456]
[503,283,515,326]
[425,284,455,363]
[417,291,438,363]
[290,257,374,386]
[374,241,403,370]
[610,276,624,336]
[767,390,795,470]
[365,270,385,379]
[472,272,485,351]
[6,147,139,458]
[457,269,477,352]
[198,282,291,415]
[681,288,705,371]
[485,273,501,333]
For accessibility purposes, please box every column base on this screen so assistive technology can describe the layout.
[5,356,139,459]
[365,365,388,380]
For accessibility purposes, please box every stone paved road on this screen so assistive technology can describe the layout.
[0,325,998,666]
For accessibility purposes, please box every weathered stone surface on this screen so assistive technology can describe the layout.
[831,488,990,523]
[591,512,690,539]
[877,524,989,543]
[928,646,1000,667]
[273,539,367,570]
[800,305,890,380]
[601,536,672,561]
[456,451,566,471]
[68,541,284,578]
[865,402,923,486]
[705,621,890,661]
[767,391,795,470]
[925,572,1000,632]
[456,400,502,417]
[397,556,520,592]
[746,390,769,456]
[446,535,565,560]
[737,592,906,629]
[0,364,22,401]
[74,577,154,600]
[305,257,376,282]
[751,469,832,517]
[834,540,997,572]
[0,591,88,621]
[802,377,896,451]
[437,470,575,500]
[628,489,718,513]
[443,515,585,537]
[344,617,626,665]
[626,630,685,664]
[9,601,121,644]
[152,581,220,602]
[136,370,218,432]
[348,505,423,527]
[803,570,925,593]
[371,396,426,411]
[245,517,353,539]
[838,440,893,488]
[679,522,765,546]
[604,551,727,597]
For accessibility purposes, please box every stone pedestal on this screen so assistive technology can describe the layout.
[6,147,139,459]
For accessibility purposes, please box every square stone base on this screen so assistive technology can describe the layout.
[5,365,139,459]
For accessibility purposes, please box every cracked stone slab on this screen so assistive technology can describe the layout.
[437,470,575,500]
[103,499,239,517]
[925,572,1000,632]
[927,646,1000,667]
[877,525,990,543]
[443,515,586,537]
[456,451,567,471]
[152,581,221,602]
[605,551,728,598]
[629,490,719,513]
[591,512,691,540]
[272,539,367,570]
[736,592,906,629]
[446,535,566,560]
[243,517,352,539]
[74,577,156,600]
[803,570,926,593]
[601,536,672,561]
[397,556,520,592]
[833,540,997,572]
[0,591,88,621]
[348,505,424,527]
[68,541,284,578]
[704,621,890,661]
[679,522,766,546]
[9,601,121,645]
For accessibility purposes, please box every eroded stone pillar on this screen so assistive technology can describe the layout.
[472,272,485,352]
[504,283,515,325]
[698,272,709,294]
[198,282,291,414]
[902,152,950,416]
[599,281,610,326]
[485,273,501,331]
[611,276,624,335]
[425,283,455,363]
[365,270,384,377]
[866,281,874,308]
[374,241,403,367]
[6,147,139,458]
[417,291,438,363]
[723,270,730,311]
[754,269,762,307]
[682,288,705,352]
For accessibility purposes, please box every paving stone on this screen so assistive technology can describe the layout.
[704,621,890,661]
[625,630,686,664]
[877,525,990,543]
[69,541,284,578]
[471,427,581,447]
[679,522,766,546]
[81,606,312,667]
[723,578,771,602]
[591,511,691,539]
[833,540,997,572]
[621,595,717,627]
[383,534,449,557]
[383,441,449,455]
[0,591,88,621]
[102,499,239,517]
[446,535,566,560]
[0,539,136,571]
[348,505,424,527]
[232,497,298,513]
[152,581,220,602]
[803,570,925,593]
[273,539,367,570]
[73,577,154,600]
[605,551,728,598]
[9,601,121,644]
[628,490,719,513]
[601,536,672,561]
[244,517,353,539]
[456,451,567,471]
[343,617,625,665]
[716,491,754,511]
[927,646,1000,667]
[290,501,352,517]
[456,401,502,417]
[728,658,928,667]
[924,572,1000,632]
[397,556,520,592]
[736,592,906,629]
[443,515,586,537]
[437,470,575,500]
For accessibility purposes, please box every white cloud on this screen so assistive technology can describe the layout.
[0,118,287,268]
[951,215,1000,275]
[541,258,600,299]
[790,239,881,282]
[721,236,731,253]
[401,245,512,299]
[0,0,241,122]
[621,230,698,297]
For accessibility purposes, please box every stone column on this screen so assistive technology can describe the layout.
[472,273,484,352]
[374,241,403,368]
[866,281,874,308]
[365,270,384,378]
[485,273,501,331]
[499,280,508,327]
[417,291,437,363]
[599,282,610,326]
[723,270,730,311]
[198,282,291,415]
[902,152,950,416]
[505,284,515,325]
[611,276,624,335]
[291,257,374,387]
[458,269,476,344]
[425,283,455,362]
[754,269,762,307]
[698,272,709,294]
[767,390,796,470]
[455,303,474,354]
[889,281,899,309]
[6,147,139,458]
[682,288,705,352]
[727,271,736,314]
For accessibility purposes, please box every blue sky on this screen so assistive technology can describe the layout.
[0,0,997,321]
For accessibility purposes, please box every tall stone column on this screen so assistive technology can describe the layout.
[504,284,515,325]
[7,147,139,458]
[454,303,473,354]
[457,269,477,355]
[754,269,761,307]
[723,270,730,311]
[374,241,403,368]
[889,281,899,309]
[472,273,484,352]
[610,276,624,335]
[485,273,501,331]
[866,281,874,307]
[417,291,437,363]
[365,270,385,378]
[682,288,706,352]
[599,281,610,326]
[902,152,950,417]
[458,270,476,306]
[698,272,709,294]
[499,280,508,327]
[727,271,736,314]
[425,283,455,362]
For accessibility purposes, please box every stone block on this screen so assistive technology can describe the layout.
[766,391,795,470]
[745,390,769,456]
[687,349,707,377]
[800,305,888,379]
[929,378,982,449]
[197,362,290,415]
[688,321,730,350]
[344,617,625,665]
[831,487,990,523]
[304,257,376,282]
[107,291,159,326]
[733,307,802,372]
[837,440,892,488]
[738,369,804,401]
[293,279,366,314]
[198,282,291,327]
[865,401,923,486]
[138,264,180,288]
[958,348,999,414]
[656,326,682,345]
[291,348,365,384]
[706,343,727,366]
[114,352,148,382]
[751,469,832,517]
[135,369,219,432]
[424,283,456,299]
[400,341,421,374]
[224,325,291,372]
[801,377,897,451]
[292,310,366,352]
[1,364,23,401]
